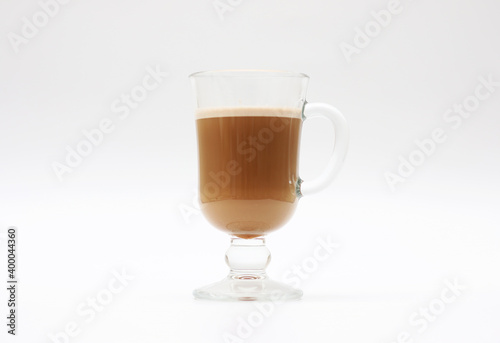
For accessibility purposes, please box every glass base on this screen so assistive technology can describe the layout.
[194,237,302,301]
[193,274,302,301]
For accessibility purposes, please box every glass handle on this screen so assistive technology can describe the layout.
[299,102,349,196]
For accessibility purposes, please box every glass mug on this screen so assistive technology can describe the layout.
[190,70,349,301]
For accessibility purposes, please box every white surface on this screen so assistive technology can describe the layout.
[1,0,499,342]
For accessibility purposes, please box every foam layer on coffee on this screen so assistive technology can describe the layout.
[196,107,302,119]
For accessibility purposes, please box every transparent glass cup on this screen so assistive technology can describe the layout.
[190,70,349,301]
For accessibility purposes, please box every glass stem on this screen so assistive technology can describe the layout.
[225,237,270,280]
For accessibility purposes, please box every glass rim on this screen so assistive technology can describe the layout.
[189,69,309,79]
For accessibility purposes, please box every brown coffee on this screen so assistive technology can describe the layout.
[196,107,302,239]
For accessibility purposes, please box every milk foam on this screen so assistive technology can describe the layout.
[195,107,302,119]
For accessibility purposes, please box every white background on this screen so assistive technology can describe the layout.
[1,0,499,342]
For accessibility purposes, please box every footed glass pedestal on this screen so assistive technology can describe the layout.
[193,237,302,301]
